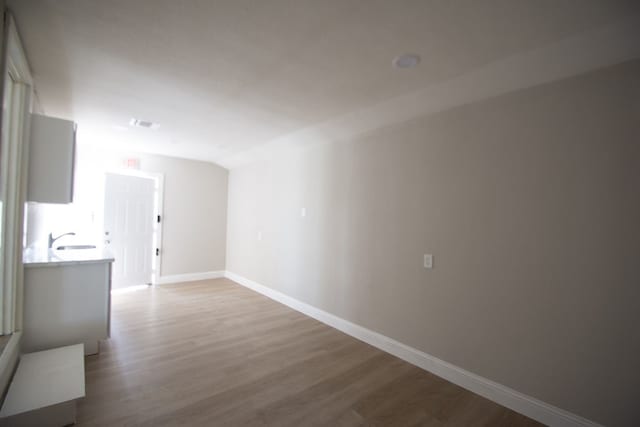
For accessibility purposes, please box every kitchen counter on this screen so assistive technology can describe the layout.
[23,247,114,268]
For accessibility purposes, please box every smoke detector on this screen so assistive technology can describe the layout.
[392,54,421,69]
[129,118,160,130]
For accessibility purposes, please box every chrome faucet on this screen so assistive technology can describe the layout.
[48,232,76,249]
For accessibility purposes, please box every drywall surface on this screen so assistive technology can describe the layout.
[226,60,640,426]
[136,154,228,275]
[27,149,228,276]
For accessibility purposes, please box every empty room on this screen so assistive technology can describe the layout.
[0,1,638,426]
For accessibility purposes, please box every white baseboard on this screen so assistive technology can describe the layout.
[155,270,225,285]
[224,271,600,427]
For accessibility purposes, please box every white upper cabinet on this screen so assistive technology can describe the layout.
[27,114,76,203]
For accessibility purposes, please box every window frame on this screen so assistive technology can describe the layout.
[0,9,34,401]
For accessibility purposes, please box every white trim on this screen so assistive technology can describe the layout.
[156,271,225,285]
[224,271,601,427]
[5,15,33,85]
[1,13,33,335]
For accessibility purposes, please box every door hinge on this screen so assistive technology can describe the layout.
[156,248,160,256]
[157,215,161,223]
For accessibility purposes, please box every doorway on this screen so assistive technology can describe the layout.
[103,172,163,289]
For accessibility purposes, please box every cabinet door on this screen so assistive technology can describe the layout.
[23,263,110,354]
[27,114,76,203]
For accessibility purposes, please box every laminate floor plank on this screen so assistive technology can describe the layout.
[77,278,543,427]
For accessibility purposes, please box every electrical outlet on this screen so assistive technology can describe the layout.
[424,254,433,269]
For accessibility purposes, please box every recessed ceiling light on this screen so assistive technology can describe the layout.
[392,54,421,69]
[129,118,160,130]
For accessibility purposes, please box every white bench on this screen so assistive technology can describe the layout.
[0,344,85,427]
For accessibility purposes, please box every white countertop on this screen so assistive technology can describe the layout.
[23,247,115,268]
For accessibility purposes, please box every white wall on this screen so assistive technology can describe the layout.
[226,60,640,426]
[27,148,228,276]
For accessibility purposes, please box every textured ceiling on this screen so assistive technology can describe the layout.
[8,0,640,168]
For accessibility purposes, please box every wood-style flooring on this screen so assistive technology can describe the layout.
[77,278,543,426]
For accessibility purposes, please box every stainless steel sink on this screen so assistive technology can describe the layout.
[56,245,97,250]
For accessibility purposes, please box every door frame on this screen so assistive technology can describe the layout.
[104,169,164,286]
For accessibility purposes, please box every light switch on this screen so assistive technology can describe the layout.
[257,231,262,241]
[301,207,307,217]
[424,254,433,269]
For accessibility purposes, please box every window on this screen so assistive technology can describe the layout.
[0,10,33,381]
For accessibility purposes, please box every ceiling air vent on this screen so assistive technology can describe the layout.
[129,118,160,130]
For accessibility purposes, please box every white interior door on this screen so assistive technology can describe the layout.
[104,173,155,289]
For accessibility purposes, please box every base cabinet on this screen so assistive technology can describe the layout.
[23,262,112,355]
